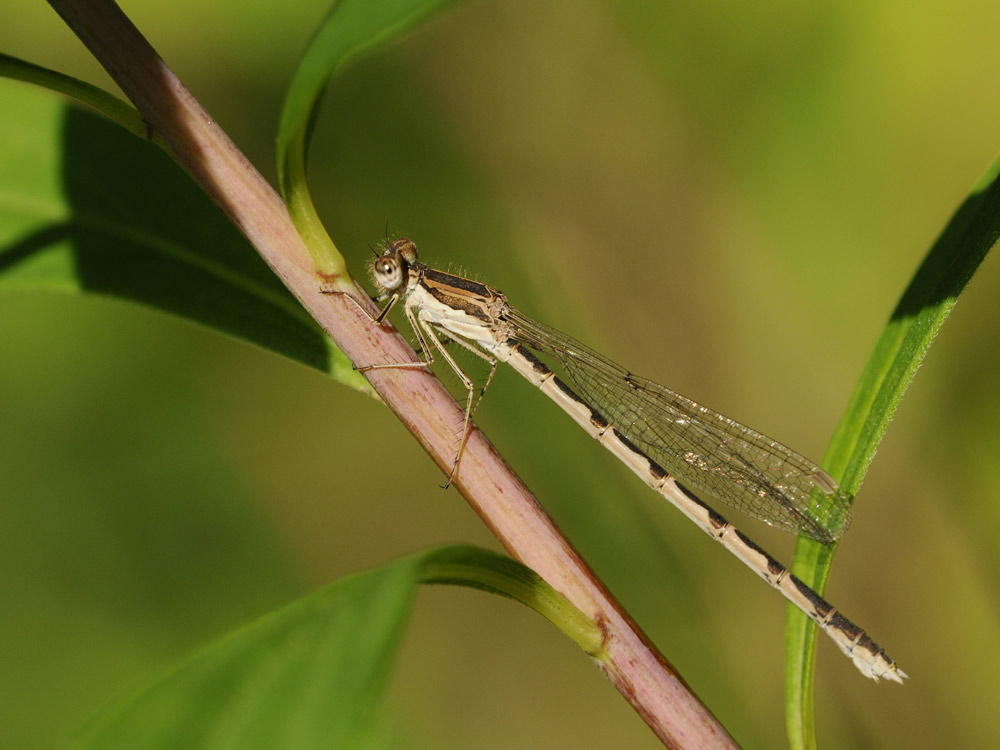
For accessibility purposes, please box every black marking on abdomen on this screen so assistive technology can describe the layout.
[675,481,725,527]
[511,343,552,377]
[827,611,862,640]
[790,575,835,618]
[514,344,611,428]
[851,632,888,659]
[734,530,785,576]
[553,376,610,427]
[611,428,669,479]
[589,411,610,430]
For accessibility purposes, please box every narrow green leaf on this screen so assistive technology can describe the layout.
[69,546,596,748]
[418,546,604,658]
[784,154,1000,747]
[0,52,147,140]
[277,0,462,275]
[0,78,369,393]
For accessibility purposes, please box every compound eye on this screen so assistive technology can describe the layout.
[373,257,404,291]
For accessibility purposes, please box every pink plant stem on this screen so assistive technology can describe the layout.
[46,1,739,746]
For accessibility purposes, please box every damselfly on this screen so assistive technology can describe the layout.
[332,237,905,683]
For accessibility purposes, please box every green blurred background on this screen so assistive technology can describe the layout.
[2,0,999,747]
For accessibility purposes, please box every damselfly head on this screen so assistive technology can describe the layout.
[372,237,419,293]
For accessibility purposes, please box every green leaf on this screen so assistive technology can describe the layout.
[277,0,462,275]
[0,52,146,139]
[71,554,422,749]
[784,154,1000,748]
[0,78,369,393]
[69,546,597,748]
